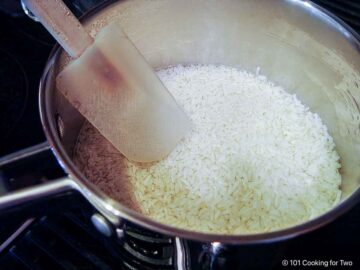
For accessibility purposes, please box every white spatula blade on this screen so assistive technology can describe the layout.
[57,23,191,162]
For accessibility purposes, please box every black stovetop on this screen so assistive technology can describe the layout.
[0,1,359,269]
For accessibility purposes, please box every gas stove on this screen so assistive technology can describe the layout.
[0,1,359,269]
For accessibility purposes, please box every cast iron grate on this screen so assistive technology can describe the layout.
[0,211,175,270]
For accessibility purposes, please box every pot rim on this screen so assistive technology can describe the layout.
[39,0,360,244]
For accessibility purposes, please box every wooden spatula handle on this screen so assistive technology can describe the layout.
[23,0,93,58]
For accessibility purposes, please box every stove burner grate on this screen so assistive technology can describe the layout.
[0,210,176,270]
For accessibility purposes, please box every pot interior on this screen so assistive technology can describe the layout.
[44,0,360,235]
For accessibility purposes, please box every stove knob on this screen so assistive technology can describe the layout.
[91,213,113,237]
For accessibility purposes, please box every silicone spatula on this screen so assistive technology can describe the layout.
[24,0,190,162]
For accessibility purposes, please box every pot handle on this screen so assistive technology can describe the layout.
[0,142,81,218]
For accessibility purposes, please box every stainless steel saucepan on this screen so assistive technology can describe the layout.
[1,0,360,268]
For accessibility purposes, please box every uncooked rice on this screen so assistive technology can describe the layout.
[74,64,342,234]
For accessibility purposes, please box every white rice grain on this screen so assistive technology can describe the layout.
[126,65,342,234]
[74,64,341,234]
